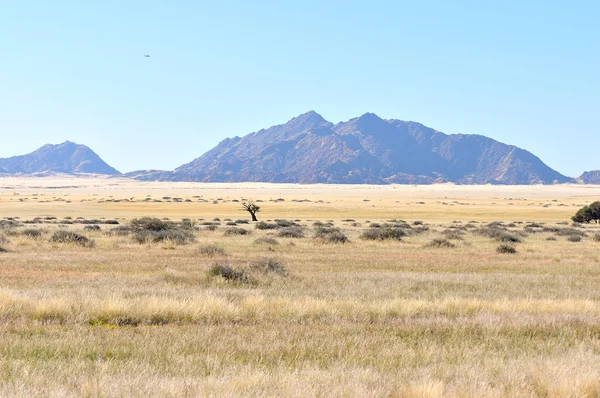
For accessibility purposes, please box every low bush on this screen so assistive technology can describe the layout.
[208,263,248,282]
[134,230,194,245]
[496,232,522,243]
[205,225,219,231]
[255,221,279,230]
[20,228,44,239]
[251,257,287,275]
[314,226,349,244]
[130,217,169,232]
[592,233,600,242]
[198,245,225,256]
[360,227,405,241]
[425,239,455,248]
[83,225,101,231]
[496,243,517,254]
[254,237,280,245]
[223,227,251,236]
[567,235,582,242]
[50,231,95,247]
[277,227,305,238]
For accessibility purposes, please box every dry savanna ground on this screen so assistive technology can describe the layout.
[1,176,600,397]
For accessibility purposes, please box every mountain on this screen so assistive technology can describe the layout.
[133,111,572,185]
[578,170,600,184]
[0,141,120,175]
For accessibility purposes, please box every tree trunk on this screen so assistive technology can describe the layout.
[250,212,258,222]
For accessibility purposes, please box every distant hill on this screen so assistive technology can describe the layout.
[131,111,573,185]
[0,141,119,175]
[578,170,600,184]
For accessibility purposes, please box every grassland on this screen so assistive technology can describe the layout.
[1,177,600,397]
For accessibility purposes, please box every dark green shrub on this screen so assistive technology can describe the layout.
[572,201,600,223]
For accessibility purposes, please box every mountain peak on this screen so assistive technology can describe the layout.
[0,142,120,175]
[285,110,328,129]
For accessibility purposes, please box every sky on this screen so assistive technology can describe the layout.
[1,1,598,176]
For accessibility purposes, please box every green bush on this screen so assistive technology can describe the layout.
[572,201,600,223]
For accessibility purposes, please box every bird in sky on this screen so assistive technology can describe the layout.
[144,54,150,58]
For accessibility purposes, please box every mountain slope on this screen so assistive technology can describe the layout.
[0,141,120,175]
[134,111,571,185]
[578,170,600,184]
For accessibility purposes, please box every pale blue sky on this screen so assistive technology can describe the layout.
[1,1,598,175]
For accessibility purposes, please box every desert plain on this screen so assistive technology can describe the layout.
[0,176,600,397]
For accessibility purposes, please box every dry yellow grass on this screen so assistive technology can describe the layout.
[1,177,600,397]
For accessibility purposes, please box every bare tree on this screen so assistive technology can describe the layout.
[242,200,260,222]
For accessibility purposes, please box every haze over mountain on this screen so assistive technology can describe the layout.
[0,141,120,176]
[128,111,574,185]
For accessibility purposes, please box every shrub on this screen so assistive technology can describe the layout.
[572,201,600,223]
[134,230,194,245]
[251,257,287,275]
[255,222,278,230]
[0,236,9,245]
[130,217,169,232]
[198,245,225,256]
[496,243,517,254]
[592,233,600,242]
[50,231,95,247]
[314,226,348,244]
[496,232,522,243]
[277,227,304,238]
[254,237,280,245]
[107,225,132,236]
[567,235,582,242]
[425,239,455,248]
[208,263,248,282]
[0,246,7,253]
[223,227,251,236]
[20,228,44,239]
[236,219,250,224]
[360,227,405,241]
[83,225,101,231]
[205,225,219,231]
